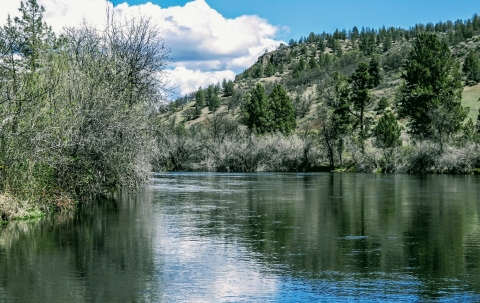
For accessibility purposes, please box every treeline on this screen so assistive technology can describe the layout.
[0,0,169,220]
[290,14,480,52]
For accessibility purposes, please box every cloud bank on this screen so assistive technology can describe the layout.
[1,0,285,96]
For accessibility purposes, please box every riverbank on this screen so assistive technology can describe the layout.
[0,194,44,221]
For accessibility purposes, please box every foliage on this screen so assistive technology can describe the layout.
[268,83,297,135]
[368,55,382,87]
[0,0,170,218]
[398,33,467,144]
[222,79,235,96]
[241,83,271,134]
[293,94,314,118]
[182,106,200,121]
[374,112,401,149]
[241,83,296,135]
[463,50,480,84]
[208,94,221,112]
[196,88,206,107]
[350,62,374,152]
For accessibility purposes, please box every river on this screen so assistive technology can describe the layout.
[1,173,480,302]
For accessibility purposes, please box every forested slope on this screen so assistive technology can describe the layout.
[159,14,480,174]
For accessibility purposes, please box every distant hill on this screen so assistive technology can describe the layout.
[164,15,480,131]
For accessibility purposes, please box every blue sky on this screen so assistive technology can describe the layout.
[2,0,479,96]
[122,0,479,41]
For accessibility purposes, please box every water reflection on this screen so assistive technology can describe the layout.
[0,193,159,302]
[150,173,480,301]
[1,173,480,302]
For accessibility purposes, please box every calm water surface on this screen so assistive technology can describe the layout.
[1,173,480,302]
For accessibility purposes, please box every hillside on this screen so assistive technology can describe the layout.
[155,16,480,174]
[165,20,480,130]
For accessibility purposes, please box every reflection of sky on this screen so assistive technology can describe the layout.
[153,210,279,302]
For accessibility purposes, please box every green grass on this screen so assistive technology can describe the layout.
[462,83,480,123]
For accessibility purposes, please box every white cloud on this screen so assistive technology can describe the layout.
[1,0,285,96]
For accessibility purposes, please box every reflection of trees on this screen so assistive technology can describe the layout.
[196,173,480,297]
[0,193,158,302]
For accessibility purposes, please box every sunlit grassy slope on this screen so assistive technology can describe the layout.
[462,83,480,122]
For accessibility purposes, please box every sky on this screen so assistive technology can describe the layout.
[1,0,479,97]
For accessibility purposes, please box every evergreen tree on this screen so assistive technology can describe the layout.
[375,112,401,149]
[368,55,382,87]
[463,50,480,84]
[308,57,319,69]
[241,83,270,134]
[241,83,296,135]
[398,33,467,144]
[195,87,205,107]
[322,72,352,167]
[223,80,235,97]
[383,34,392,52]
[350,62,373,153]
[268,83,296,135]
[208,94,221,112]
[14,0,55,71]
[374,112,401,170]
[265,61,275,77]
[298,58,306,71]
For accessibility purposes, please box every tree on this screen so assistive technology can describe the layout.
[308,57,319,69]
[14,0,55,71]
[0,0,171,213]
[223,79,235,96]
[375,112,401,149]
[463,50,480,84]
[226,89,243,113]
[195,87,205,107]
[350,62,373,153]
[375,112,401,168]
[368,55,382,87]
[265,62,275,77]
[293,94,313,118]
[208,93,221,112]
[398,33,467,145]
[241,83,296,135]
[320,72,352,167]
[205,84,215,105]
[241,83,270,134]
[268,83,296,135]
[383,34,392,52]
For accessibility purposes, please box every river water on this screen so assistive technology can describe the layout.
[1,173,480,302]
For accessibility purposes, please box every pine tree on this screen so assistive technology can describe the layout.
[268,83,296,135]
[463,50,480,84]
[208,94,221,112]
[368,55,382,87]
[375,112,401,149]
[383,34,392,52]
[195,87,205,107]
[14,0,55,71]
[241,83,270,134]
[350,62,373,153]
[223,80,235,97]
[398,33,467,144]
